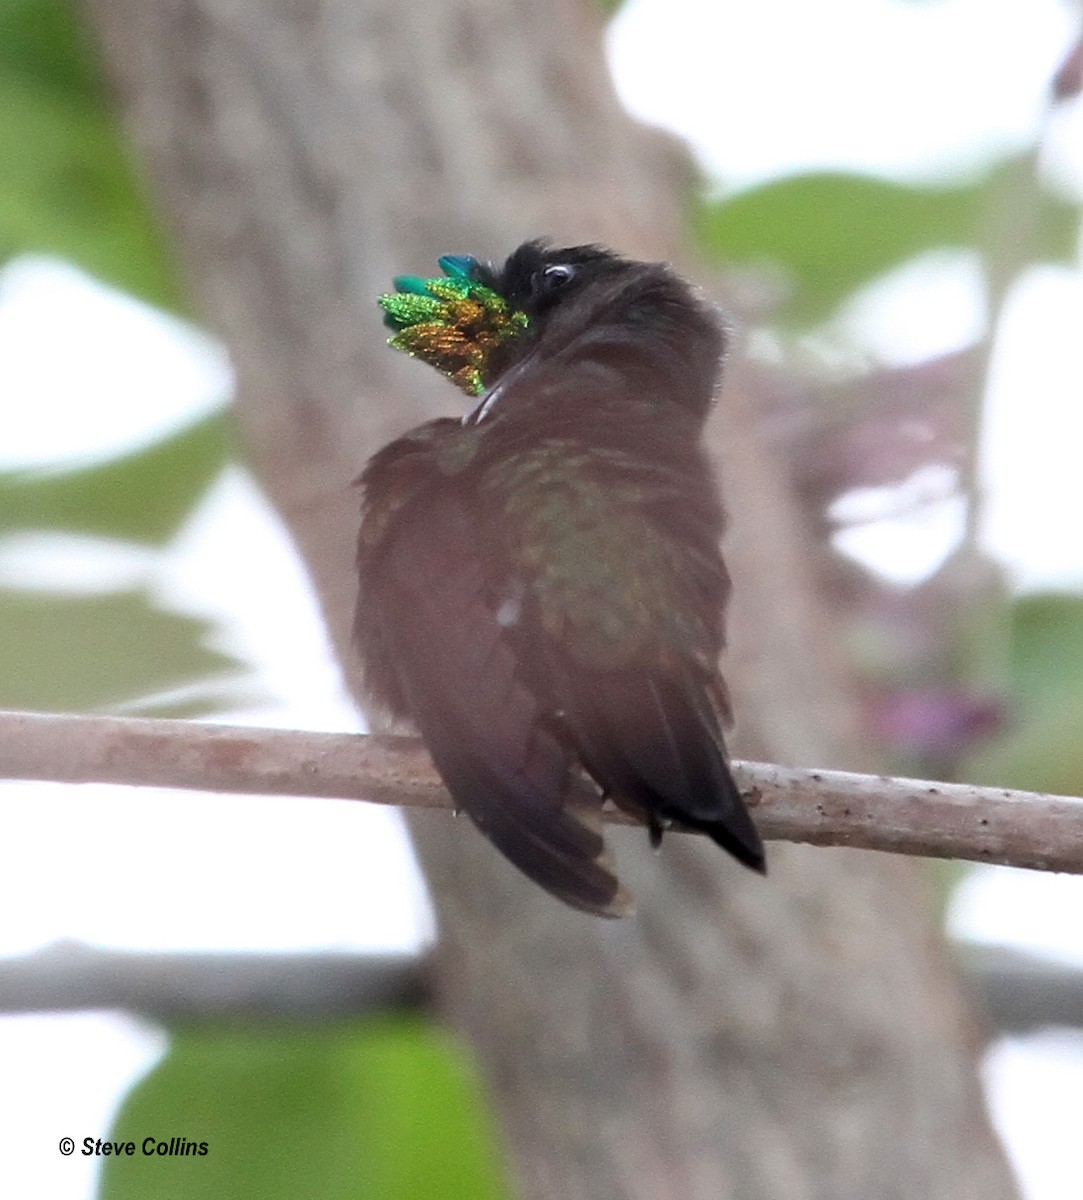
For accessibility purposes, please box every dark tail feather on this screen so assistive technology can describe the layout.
[675,755,766,874]
[408,666,637,918]
[467,775,636,918]
[555,667,766,874]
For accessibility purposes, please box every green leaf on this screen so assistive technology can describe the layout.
[964,594,1083,796]
[0,414,230,545]
[0,587,240,712]
[0,0,181,309]
[1002,594,1083,711]
[693,157,1080,325]
[100,1019,508,1200]
[0,0,101,100]
[0,76,181,310]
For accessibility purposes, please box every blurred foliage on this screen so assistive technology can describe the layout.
[0,411,245,716]
[0,0,243,720]
[0,0,251,714]
[0,0,99,95]
[0,414,229,544]
[694,154,1080,325]
[0,586,238,713]
[965,594,1083,796]
[100,1019,508,1200]
[0,0,180,310]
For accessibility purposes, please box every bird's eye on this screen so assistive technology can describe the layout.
[538,263,576,293]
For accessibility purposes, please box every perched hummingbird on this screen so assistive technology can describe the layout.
[355,241,764,917]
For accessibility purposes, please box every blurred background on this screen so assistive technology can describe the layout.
[1,0,1081,1196]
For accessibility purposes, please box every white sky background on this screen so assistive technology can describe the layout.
[0,0,1081,1196]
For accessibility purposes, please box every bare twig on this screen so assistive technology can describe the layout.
[0,939,1080,1032]
[2,709,1082,873]
[960,944,1083,1033]
[0,941,426,1020]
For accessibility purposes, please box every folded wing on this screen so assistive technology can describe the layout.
[357,429,633,917]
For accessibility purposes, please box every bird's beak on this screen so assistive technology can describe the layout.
[462,352,537,425]
[463,382,504,426]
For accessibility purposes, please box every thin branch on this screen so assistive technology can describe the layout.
[2,709,1082,873]
[960,943,1083,1033]
[0,941,426,1020]
[0,939,1079,1032]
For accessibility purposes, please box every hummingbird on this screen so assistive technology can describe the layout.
[355,241,764,917]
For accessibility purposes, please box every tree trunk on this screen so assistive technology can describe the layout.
[81,0,1018,1195]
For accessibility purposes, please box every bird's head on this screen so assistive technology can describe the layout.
[379,243,645,392]
[379,240,725,410]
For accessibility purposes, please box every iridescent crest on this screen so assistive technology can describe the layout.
[378,255,529,396]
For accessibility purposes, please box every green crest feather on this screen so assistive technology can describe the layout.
[378,256,529,395]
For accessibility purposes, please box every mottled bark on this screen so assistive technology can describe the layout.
[81,1,1017,1196]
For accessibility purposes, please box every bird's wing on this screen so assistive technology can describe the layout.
[356,423,634,917]
[482,434,764,872]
